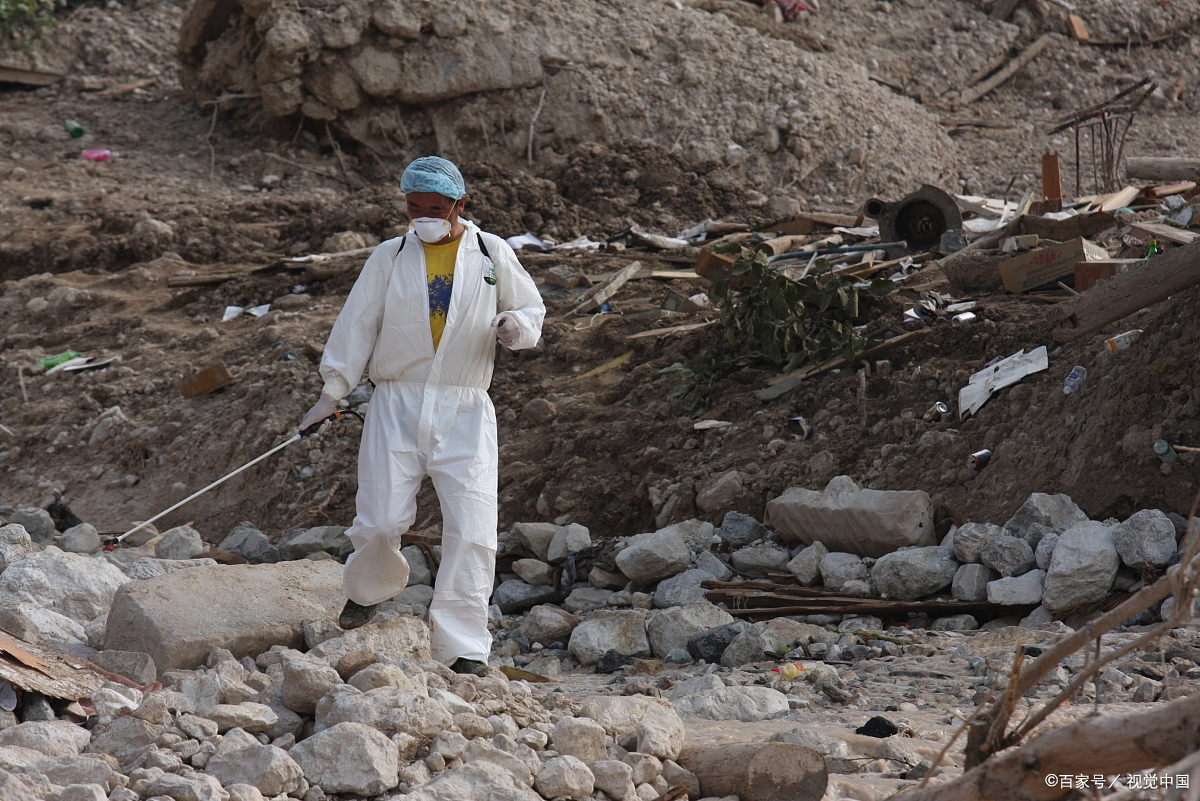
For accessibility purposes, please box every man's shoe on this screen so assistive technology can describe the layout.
[449,658,488,676]
[339,598,378,630]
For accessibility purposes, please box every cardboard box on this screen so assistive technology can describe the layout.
[1075,259,1140,292]
[181,363,234,398]
[998,237,1109,293]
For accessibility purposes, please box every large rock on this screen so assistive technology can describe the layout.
[951,563,995,602]
[276,526,350,561]
[819,552,868,591]
[672,686,789,721]
[83,717,165,766]
[1004,493,1088,543]
[552,717,607,764]
[952,523,1003,564]
[563,587,614,614]
[568,610,650,665]
[766,476,934,557]
[7,509,55,545]
[687,621,748,663]
[146,772,225,801]
[577,696,684,760]
[60,523,101,554]
[980,536,1036,577]
[202,703,279,733]
[321,687,452,739]
[307,615,431,665]
[289,722,398,795]
[0,548,129,623]
[653,569,714,608]
[614,529,691,582]
[512,522,559,562]
[718,512,767,548]
[786,541,827,586]
[871,547,958,600]
[647,603,733,658]
[155,525,206,560]
[536,756,594,799]
[547,524,591,563]
[87,650,157,685]
[206,744,303,796]
[518,605,580,646]
[721,619,834,667]
[401,761,543,801]
[1042,522,1120,614]
[987,570,1046,605]
[511,559,554,587]
[103,561,344,672]
[695,470,744,515]
[0,601,86,648]
[1113,509,1177,569]
[0,524,34,572]
[730,544,791,575]
[281,652,342,715]
[1035,532,1059,570]
[695,551,733,581]
[400,545,433,586]
[0,722,89,757]
[218,522,279,564]
[493,580,547,608]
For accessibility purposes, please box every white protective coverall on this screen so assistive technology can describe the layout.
[319,220,545,663]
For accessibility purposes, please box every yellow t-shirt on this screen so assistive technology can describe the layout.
[422,238,460,351]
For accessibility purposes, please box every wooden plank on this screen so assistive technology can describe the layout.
[1125,157,1200,183]
[650,270,700,279]
[1053,240,1200,341]
[0,65,65,86]
[1067,14,1090,42]
[0,632,105,699]
[1042,151,1063,204]
[626,320,717,340]
[959,35,1053,105]
[1019,210,1115,240]
[576,351,634,380]
[1130,222,1199,246]
[757,212,859,236]
[955,196,1001,219]
[572,261,641,314]
[1099,185,1140,212]
[1148,181,1197,197]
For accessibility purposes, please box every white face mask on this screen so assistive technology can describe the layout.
[412,216,452,243]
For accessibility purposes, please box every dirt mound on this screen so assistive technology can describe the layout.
[177,0,958,200]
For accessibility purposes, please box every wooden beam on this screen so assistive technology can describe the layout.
[626,320,717,340]
[1098,185,1140,212]
[572,261,641,314]
[0,65,65,86]
[678,743,827,801]
[1053,240,1200,342]
[1125,157,1200,182]
[959,35,1053,105]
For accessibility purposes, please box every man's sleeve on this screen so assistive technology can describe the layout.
[494,237,546,350]
[319,243,393,399]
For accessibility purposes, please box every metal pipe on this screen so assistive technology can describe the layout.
[767,241,908,264]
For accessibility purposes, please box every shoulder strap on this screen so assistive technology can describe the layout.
[398,236,406,252]
[476,232,491,260]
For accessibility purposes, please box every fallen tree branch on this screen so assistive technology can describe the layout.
[958,35,1053,105]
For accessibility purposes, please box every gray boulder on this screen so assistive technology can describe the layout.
[277,526,350,561]
[0,524,33,572]
[718,512,767,547]
[104,560,344,672]
[953,522,1003,564]
[1035,532,1059,571]
[60,523,100,554]
[518,605,580,646]
[289,722,399,796]
[672,686,789,722]
[819,552,868,591]
[546,523,591,563]
[687,621,749,663]
[980,535,1036,577]
[653,569,714,608]
[206,743,303,796]
[951,563,995,602]
[7,509,55,545]
[786,541,827,586]
[512,522,559,562]
[614,529,691,582]
[870,547,958,600]
[1042,522,1120,614]
[730,544,791,575]
[766,475,934,556]
[155,526,205,560]
[695,551,733,581]
[1113,509,1177,569]
[1004,493,1088,542]
[218,522,279,564]
[492,580,547,608]
[400,545,433,586]
[511,559,554,587]
[987,569,1046,605]
[721,619,834,667]
[568,610,650,666]
[0,548,129,623]
[647,602,734,658]
[564,587,614,614]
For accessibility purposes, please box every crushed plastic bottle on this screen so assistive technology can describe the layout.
[1063,365,1088,395]
[1105,329,1143,352]
[81,149,114,162]
[773,661,819,679]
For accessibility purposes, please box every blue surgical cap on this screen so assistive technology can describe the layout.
[400,156,466,199]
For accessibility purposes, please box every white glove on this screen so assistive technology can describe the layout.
[491,313,520,348]
[300,393,338,432]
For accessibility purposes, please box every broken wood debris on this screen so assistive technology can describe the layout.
[958,35,1052,106]
[701,580,1035,619]
[0,630,105,700]
[573,261,642,315]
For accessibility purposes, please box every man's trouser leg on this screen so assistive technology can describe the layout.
[342,436,421,606]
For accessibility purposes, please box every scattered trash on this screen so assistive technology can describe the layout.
[773,661,818,680]
[967,449,992,470]
[787,416,812,440]
[181,363,235,398]
[49,355,118,374]
[607,224,689,251]
[37,350,81,369]
[1153,440,1179,464]
[693,420,732,431]
[1063,365,1088,395]
[292,284,307,294]
[1105,329,1143,352]
[505,232,551,252]
[248,304,271,317]
[222,306,244,322]
[64,120,84,138]
[951,311,977,326]
[81,149,114,162]
[678,219,750,244]
[865,185,963,252]
[553,236,603,251]
[958,346,1049,418]
[998,237,1108,293]
[855,716,900,738]
[282,351,298,361]
[922,402,949,422]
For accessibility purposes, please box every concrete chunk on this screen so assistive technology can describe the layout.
[766,476,934,557]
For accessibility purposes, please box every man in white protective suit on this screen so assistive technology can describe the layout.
[300,156,545,675]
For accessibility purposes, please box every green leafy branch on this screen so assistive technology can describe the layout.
[1,0,66,52]
[708,243,895,373]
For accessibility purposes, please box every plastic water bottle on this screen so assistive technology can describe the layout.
[64,120,85,138]
[81,149,113,162]
[1063,365,1087,395]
